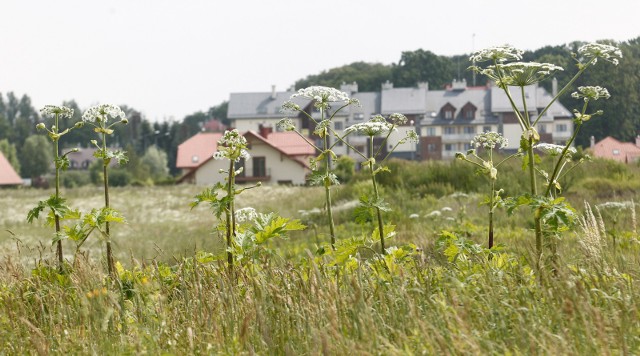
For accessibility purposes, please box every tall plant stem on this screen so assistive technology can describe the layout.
[226,160,236,268]
[324,133,336,249]
[102,134,114,276]
[488,180,495,249]
[53,115,63,269]
[369,137,386,254]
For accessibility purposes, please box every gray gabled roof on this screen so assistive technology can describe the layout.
[228,91,301,119]
[348,92,380,119]
[380,87,427,115]
[490,85,570,117]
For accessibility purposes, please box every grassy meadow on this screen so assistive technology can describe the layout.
[1,158,640,354]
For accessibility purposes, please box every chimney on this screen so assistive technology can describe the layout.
[381,80,393,90]
[271,85,277,100]
[590,135,595,148]
[552,77,558,97]
[636,135,640,148]
[417,82,429,90]
[259,124,272,138]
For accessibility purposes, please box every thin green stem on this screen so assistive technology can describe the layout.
[54,114,63,269]
[102,132,114,276]
[369,136,386,254]
[226,159,235,268]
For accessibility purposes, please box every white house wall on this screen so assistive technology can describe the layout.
[247,141,308,185]
[194,159,228,186]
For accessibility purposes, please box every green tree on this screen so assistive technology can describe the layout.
[295,62,393,92]
[0,139,20,173]
[392,49,455,89]
[20,135,53,178]
[141,145,170,181]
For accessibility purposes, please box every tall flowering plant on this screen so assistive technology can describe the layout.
[191,129,259,268]
[456,132,517,249]
[278,86,360,249]
[343,114,418,254]
[28,105,82,269]
[81,104,129,275]
[469,43,622,264]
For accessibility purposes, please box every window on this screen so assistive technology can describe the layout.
[445,110,453,119]
[192,155,199,163]
[538,124,547,133]
[463,126,475,134]
[427,143,436,152]
[465,110,475,119]
[444,144,454,151]
[483,126,492,132]
[464,143,472,150]
[444,127,456,135]
[426,127,436,136]
[334,121,343,130]
[556,124,568,132]
[613,149,620,155]
[253,157,266,177]
[353,113,365,120]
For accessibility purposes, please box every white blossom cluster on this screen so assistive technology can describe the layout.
[471,132,508,149]
[597,201,633,210]
[344,115,395,136]
[469,45,523,63]
[214,129,251,162]
[534,143,577,156]
[276,118,296,131]
[578,43,623,65]
[571,86,611,101]
[290,86,352,103]
[40,105,74,119]
[82,104,126,124]
[388,113,408,125]
[280,101,301,113]
[235,207,258,223]
[479,62,563,87]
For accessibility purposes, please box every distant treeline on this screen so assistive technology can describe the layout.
[1,37,638,178]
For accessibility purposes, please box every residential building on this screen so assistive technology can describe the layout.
[176,129,314,185]
[0,151,22,186]
[227,79,572,162]
[589,136,640,163]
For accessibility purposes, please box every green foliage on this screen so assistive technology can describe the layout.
[140,145,169,181]
[295,62,393,92]
[20,135,53,178]
[0,139,20,173]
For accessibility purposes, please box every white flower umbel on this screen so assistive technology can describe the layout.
[344,115,395,136]
[291,86,351,103]
[469,45,523,63]
[534,143,577,157]
[571,86,611,102]
[82,104,126,124]
[235,207,258,223]
[578,43,623,65]
[471,132,508,150]
[40,105,74,119]
[216,129,250,162]
[482,62,564,87]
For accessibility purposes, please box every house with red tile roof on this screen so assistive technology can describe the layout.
[0,151,23,186]
[176,129,314,185]
[589,136,640,163]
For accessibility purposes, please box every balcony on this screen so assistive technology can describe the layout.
[441,133,476,143]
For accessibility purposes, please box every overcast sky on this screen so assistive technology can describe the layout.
[1,0,638,122]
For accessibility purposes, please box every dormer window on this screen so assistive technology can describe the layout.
[461,102,477,120]
[441,103,456,120]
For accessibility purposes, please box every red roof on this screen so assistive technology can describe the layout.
[0,151,22,186]
[176,131,315,171]
[176,132,222,169]
[256,132,315,156]
[590,136,640,163]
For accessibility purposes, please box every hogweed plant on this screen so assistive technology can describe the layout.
[28,105,82,270]
[191,129,260,268]
[278,86,360,249]
[342,113,418,254]
[456,132,518,249]
[469,42,622,265]
[82,104,129,276]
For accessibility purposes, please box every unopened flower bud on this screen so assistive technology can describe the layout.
[121,118,129,124]
[91,140,97,145]
[36,123,46,130]
[74,122,84,128]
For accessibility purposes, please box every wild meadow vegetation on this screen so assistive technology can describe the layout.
[2,43,640,354]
